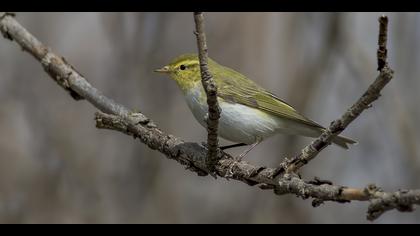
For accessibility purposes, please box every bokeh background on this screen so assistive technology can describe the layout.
[0,12,420,223]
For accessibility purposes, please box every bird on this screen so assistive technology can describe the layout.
[155,53,357,160]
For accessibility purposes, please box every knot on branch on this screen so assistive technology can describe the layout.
[308,177,333,186]
[0,13,16,41]
[329,120,344,134]
[129,112,152,126]
[0,12,15,20]
[379,65,394,79]
[0,24,12,41]
[40,51,84,100]
[312,199,325,207]
[364,183,382,196]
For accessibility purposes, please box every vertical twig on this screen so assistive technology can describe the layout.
[193,12,221,173]
[377,15,388,71]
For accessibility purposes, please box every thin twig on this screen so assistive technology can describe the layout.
[1,12,417,221]
[377,15,388,71]
[275,15,394,175]
[193,12,221,173]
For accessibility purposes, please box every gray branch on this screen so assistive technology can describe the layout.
[1,12,419,221]
[193,12,221,172]
[367,186,420,221]
[277,175,420,221]
[275,15,394,175]
[0,12,130,117]
[377,15,388,70]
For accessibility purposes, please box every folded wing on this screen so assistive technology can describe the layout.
[215,65,323,129]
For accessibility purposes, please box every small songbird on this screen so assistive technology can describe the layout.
[155,54,356,159]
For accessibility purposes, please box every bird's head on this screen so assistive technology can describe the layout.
[155,53,214,92]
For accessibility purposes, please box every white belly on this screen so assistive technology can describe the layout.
[184,88,281,144]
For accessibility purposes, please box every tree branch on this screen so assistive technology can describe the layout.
[193,12,221,172]
[277,175,420,221]
[1,12,418,221]
[94,111,420,221]
[377,15,388,71]
[367,187,420,221]
[274,15,394,175]
[0,12,129,116]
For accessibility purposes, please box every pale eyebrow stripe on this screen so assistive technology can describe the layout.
[175,61,199,69]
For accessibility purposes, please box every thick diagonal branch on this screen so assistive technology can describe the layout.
[193,12,221,172]
[0,12,129,117]
[275,15,394,175]
[1,12,419,221]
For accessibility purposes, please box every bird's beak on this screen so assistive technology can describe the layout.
[154,66,170,74]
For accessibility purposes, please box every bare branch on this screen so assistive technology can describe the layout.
[367,186,420,221]
[193,12,221,172]
[94,111,420,221]
[377,15,388,71]
[1,12,418,221]
[94,111,278,182]
[275,15,394,175]
[0,12,129,116]
[278,175,420,221]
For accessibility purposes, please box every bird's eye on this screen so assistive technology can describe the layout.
[180,65,186,70]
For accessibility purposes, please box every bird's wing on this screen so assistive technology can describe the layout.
[215,67,323,129]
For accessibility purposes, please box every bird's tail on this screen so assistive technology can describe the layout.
[332,135,358,149]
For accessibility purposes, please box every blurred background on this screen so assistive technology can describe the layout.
[0,12,419,223]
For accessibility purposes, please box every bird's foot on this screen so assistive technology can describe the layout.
[220,143,247,150]
[224,139,262,178]
[224,155,245,179]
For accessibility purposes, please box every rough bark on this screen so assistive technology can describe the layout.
[193,12,221,172]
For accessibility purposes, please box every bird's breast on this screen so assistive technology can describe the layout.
[184,85,208,127]
[183,85,280,144]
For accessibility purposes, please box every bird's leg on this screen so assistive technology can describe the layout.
[220,143,247,150]
[235,139,262,161]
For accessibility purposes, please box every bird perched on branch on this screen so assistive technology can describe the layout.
[155,54,356,159]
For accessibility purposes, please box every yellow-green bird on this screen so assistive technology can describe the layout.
[155,54,356,159]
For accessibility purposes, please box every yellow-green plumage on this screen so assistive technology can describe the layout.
[155,53,356,149]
